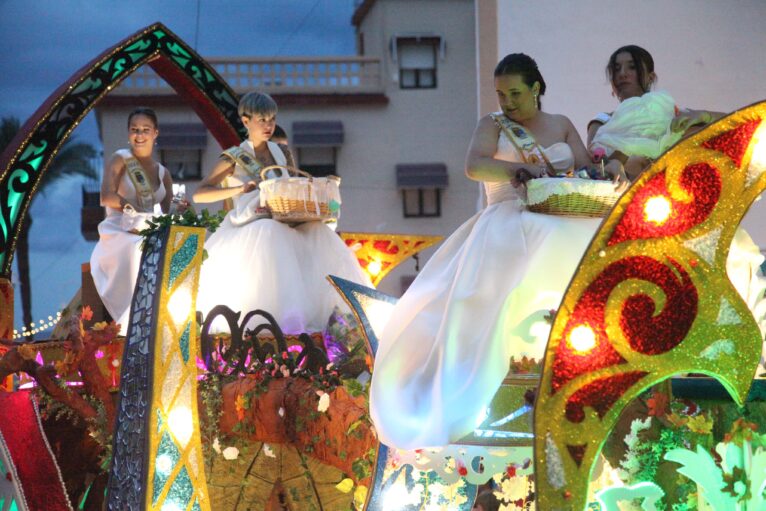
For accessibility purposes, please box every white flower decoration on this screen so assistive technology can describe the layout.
[263,444,276,458]
[222,446,239,460]
[317,392,331,413]
[212,437,221,454]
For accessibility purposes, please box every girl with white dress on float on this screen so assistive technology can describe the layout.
[194,92,370,335]
[587,44,766,330]
[90,108,175,333]
[369,54,627,450]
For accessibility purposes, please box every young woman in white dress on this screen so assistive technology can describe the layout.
[369,54,626,450]
[90,108,174,333]
[588,44,766,329]
[194,92,370,335]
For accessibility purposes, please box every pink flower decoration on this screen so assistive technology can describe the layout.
[591,147,607,163]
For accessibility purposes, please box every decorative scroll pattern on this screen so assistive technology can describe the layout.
[200,306,329,376]
[0,22,243,277]
[107,230,164,510]
[146,226,209,511]
[534,103,766,510]
[339,233,442,287]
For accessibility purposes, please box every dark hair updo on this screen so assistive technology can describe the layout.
[494,53,546,109]
[606,45,655,93]
[127,107,159,128]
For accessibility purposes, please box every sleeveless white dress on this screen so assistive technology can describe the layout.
[90,149,167,333]
[370,135,603,449]
[197,141,371,334]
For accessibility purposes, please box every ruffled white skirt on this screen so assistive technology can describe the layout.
[197,217,370,334]
[90,215,145,333]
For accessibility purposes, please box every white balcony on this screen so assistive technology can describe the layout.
[114,56,383,95]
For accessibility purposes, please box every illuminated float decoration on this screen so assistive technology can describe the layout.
[340,233,442,287]
[534,101,766,510]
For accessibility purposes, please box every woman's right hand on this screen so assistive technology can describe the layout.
[511,168,537,188]
[241,181,258,194]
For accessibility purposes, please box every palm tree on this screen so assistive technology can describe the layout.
[0,116,98,338]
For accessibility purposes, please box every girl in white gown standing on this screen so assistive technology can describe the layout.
[369,54,625,450]
[194,92,370,334]
[90,108,174,332]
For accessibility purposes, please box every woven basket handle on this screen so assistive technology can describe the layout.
[260,164,312,180]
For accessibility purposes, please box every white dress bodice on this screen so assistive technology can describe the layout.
[105,148,166,217]
[485,135,575,205]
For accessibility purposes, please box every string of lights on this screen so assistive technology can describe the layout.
[12,311,63,340]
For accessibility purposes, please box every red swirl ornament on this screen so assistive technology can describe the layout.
[608,163,721,246]
[564,371,649,423]
[551,256,697,393]
[702,119,761,167]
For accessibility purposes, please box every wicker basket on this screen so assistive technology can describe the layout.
[525,177,622,218]
[259,165,341,223]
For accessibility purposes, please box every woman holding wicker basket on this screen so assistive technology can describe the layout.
[193,91,370,334]
[369,53,623,450]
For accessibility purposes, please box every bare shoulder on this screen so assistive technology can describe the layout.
[547,112,575,128]
[476,113,499,131]
[106,151,127,172]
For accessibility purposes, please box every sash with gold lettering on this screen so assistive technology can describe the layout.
[222,146,263,181]
[490,112,556,175]
[123,155,155,213]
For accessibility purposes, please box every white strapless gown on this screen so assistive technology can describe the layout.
[370,135,766,450]
[197,141,371,335]
[90,154,167,333]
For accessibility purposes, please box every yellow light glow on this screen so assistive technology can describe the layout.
[167,288,192,325]
[643,196,672,225]
[751,124,766,172]
[167,406,194,447]
[568,325,597,354]
[367,260,383,277]
[156,454,173,476]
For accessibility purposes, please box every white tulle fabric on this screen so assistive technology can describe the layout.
[590,90,684,159]
[90,150,166,333]
[370,136,605,449]
[197,141,370,334]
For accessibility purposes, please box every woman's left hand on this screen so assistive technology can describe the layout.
[172,199,190,214]
[671,111,713,134]
[605,160,629,192]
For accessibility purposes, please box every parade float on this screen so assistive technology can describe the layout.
[1,22,766,511]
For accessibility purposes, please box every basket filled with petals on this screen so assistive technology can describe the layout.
[525,172,623,218]
[259,165,341,223]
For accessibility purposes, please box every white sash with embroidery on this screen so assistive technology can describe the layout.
[490,112,555,174]
[226,141,286,226]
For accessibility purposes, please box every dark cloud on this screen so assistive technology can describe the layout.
[0,0,356,123]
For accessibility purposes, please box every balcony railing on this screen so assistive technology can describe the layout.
[114,56,383,95]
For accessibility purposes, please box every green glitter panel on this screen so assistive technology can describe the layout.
[179,322,191,363]
[168,234,198,289]
[164,465,193,510]
[152,431,181,505]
